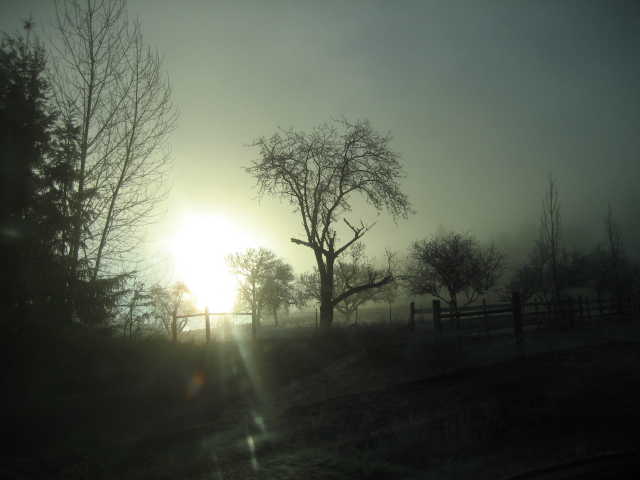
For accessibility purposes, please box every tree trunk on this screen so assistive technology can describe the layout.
[344,308,358,324]
[171,306,178,342]
[320,301,334,327]
[319,266,334,327]
[251,305,257,340]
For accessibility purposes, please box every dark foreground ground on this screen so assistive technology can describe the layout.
[1,320,640,479]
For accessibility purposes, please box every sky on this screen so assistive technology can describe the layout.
[2,1,639,307]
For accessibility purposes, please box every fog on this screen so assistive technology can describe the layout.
[2,0,638,280]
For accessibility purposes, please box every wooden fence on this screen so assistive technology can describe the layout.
[410,293,639,339]
[169,294,638,343]
[172,307,251,343]
[258,307,411,328]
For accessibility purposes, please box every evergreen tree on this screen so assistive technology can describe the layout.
[0,31,70,327]
[0,25,126,328]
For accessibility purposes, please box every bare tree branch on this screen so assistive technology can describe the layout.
[246,118,412,326]
[47,0,178,311]
[403,230,506,308]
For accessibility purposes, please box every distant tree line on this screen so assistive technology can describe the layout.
[401,176,638,313]
[499,176,638,311]
[242,136,639,328]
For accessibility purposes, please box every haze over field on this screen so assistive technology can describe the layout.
[2,0,639,309]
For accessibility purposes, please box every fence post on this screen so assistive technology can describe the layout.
[577,295,584,330]
[315,308,318,336]
[355,307,358,325]
[251,307,257,341]
[205,306,211,345]
[433,300,442,333]
[567,296,575,330]
[512,291,523,342]
[172,307,178,342]
[482,299,489,337]
[534,300,540,331]
[390,306,392,328]
[409,302,415,332]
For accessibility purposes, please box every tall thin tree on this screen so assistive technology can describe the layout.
[47,0,177,318]
[527,175,581,304]
[603,205,627,313]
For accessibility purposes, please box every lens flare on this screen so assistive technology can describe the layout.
[185,369,205,399]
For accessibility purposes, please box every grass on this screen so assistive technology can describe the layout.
[1,320,640,479]
[310,331,640,479]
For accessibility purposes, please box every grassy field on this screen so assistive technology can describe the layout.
[1,319,640,479]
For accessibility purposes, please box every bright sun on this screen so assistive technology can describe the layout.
[169,213,253,312]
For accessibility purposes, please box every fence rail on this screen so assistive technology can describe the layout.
[169,293,638,343]
[173,307,251,343]
[410,293,639,339]
[180,306,410,341]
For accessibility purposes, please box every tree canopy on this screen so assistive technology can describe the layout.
[403,230,506,308]
[47,0,177,319]
[246,117,412,326]
[150,282,197,337]
[226,247,296,338]
[0,32,73,327]
[1,1,177,329]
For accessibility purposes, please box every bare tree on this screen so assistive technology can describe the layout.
[262,260,297,328]
[526,175,581,303]
[47,0,177,309]
[585,243,611,300]
[534,175,563,302]
[604,205,626,302]
[499,264,537,304]
[118,280,168,341]
[246,117,412,327]
[299,243,397,323]
[226,247,295,338]
[150,282,197,336]
[403,230,506,308]
[593,205,631,313]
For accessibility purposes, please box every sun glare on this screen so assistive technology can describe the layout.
[169,213,253,312]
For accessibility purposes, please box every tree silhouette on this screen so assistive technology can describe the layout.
[499,264,537,304]
[120,280,154,342]
[403,230,506,308]
[0,32,74,327]
[47,0,177,318]
[526,176,583,303]
[585,205,632,310]
[150,282,197,336]
[299,243,397,323]
[226,247,295,338]
[262,260,297,328]
[246,117,412,327]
